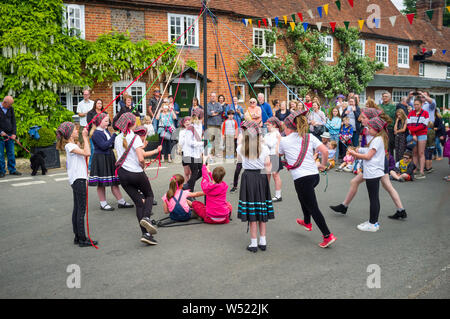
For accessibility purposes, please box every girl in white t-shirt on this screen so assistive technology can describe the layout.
[279,111,336,248]
[177,116,192,183]
[182,108,204,192]
[348,117,388,232]
[56,122,97,248]
[237,121,273,253]
[264,117,283,202]
[114,113,162,246]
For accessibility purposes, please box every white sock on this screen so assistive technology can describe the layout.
[118,198,126,205]
[250,238,257,247]
[275,190,281,198]
[259,236,266,246]
[100,201,107,207]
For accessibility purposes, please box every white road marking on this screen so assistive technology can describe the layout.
[0,177,33,183]
[146,166,168,170]
[11,181,46,187]
[47,173,68,177]
[54,177,69,182]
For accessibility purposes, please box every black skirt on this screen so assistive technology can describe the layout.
[237,169,274,222]
[88,152,121,187]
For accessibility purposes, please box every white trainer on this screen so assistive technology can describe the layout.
[357,222,379,232]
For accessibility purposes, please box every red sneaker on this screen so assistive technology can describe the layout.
[296,219,312,231]
[319,233,336,248]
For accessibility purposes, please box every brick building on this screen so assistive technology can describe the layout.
[61,0,450,119]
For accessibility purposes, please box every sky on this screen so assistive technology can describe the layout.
[391,0,406,11]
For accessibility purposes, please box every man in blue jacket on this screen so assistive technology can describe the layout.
[257,93,273,133]
[0,96,21,177]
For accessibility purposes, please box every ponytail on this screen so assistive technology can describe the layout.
[89,124,96,138]
[123,132,128,149]
[295,115,308,137]
[166,174,184,200]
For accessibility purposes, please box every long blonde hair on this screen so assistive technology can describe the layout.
[294,114,309,137]
[368,129,389,151]
[242,132,262,160]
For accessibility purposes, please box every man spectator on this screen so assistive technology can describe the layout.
[0,96,21,177]
[257,93,273,134]
[206,92,223,160]
[224,96,244,127]
[407,90,436,124]
[304,94,313,109]
[379,91,396,155]
[148,88,162,132]
[77,89,94,140]
[396,97,409,115]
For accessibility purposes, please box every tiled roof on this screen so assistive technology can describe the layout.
[368,74,450,88]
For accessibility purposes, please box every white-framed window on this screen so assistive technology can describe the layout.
[320,35,334,62]
[63,4,85,39]
[253,28,275,56]
[375,43,389,66]
[358,90,366,105]
[351,40,365,58]
[168,13,199,47]
[287,86,304,102]
[392,89,410,103]
[112,81,146,116]
[447,66,450,79]
[419,63,424,76]
[398,45,409,68]
[234,84,245,103]
[58,87,84,113]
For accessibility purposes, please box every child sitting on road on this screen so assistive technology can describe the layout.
[191,156,233,224]
[315,139,337,169]
[336,147,355,172]
[390,151,415,182]
[162,174,204,222]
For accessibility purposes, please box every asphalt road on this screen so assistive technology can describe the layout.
[0,159,449,299]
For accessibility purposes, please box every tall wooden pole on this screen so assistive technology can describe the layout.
[202,0,208,133]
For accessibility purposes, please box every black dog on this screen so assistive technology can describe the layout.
[30,151,47,176]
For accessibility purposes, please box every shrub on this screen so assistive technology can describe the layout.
[27,127,56,148]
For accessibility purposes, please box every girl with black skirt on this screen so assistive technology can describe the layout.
[182,108,204,192]
[114,113,162,246]
[279,111,336,248]
[88,113,134,211]
[237,121,274,253]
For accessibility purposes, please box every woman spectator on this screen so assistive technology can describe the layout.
[244,98,262,126]
[190,97,203,117]
[218,94,227,120]
[345,97,361,146]
[433,109,445,161]
[289,100,299,112]
[308,101,327,139]
[156,100,177,163]
[113,95,140,131]
[275,101,291,122]
[407,98,430,179]
[325,106,342,162]
[87,99,107,170]
[225,96,245,127]
[272,99,280,113]
[117,92,135,113]
[394,109,408,162]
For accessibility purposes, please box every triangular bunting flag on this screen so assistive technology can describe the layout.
[318,6,323,18]
[307,9,314,19]
[317,22,323,32]
[447,6,450,13]
[268,18,272,27]
[302,22,309,32]
[432,49,436,54]
[242,18,247,26]
[426,10,434,21]
[258,20,261,28]
[422,48,427,54]
[344,21,350,30]
[443,49,447,55]
[283,16,287,24]
[389,16,397,27]
[297,12,303,22]
[274,17,279,27]
[291,14,296,23]
[335,0,341,11]
[348,0,354,8]
[263,18,268,27]
[374,18,380,28]
[248,19,252,26]
[330,22,336,32]
[324,4,329,15]
[358,19,364,30]
[290,22,296,31]
[406,13,415,25]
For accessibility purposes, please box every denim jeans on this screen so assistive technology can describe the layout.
[0,138,16,174]
[88,138,94,170]
[434,136,442,157]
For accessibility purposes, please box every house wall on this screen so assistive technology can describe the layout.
[423,63,448,79]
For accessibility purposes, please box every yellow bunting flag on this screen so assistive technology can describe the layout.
[248,18,252,26]
[324,4,329,16]
[283,15,288,24]
[290,22,296,31]
[447,6,450,13]
[358,19,364,30]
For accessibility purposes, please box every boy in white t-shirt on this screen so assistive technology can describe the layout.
[221,110,238,160]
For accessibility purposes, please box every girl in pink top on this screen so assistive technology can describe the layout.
[191,156,233,224]
[162,174,203,221]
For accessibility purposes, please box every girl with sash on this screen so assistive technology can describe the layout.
[182,108,204,192]
[279,111,336,248]
[114,113,162,246]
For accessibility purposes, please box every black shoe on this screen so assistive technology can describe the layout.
[247,246,257,253]
[100,204,114,211]
[140,217,157,234]
[118,202,134,208]
[9,171,22,176]
[141,233,158,245]
[258,244,266,251]
[388,210,407,220]
[153,199,157,206]
[230,187,237,193]
[74,237,79,245]
[272,196,282,202]
[330,204,347,215]
[0,173,5,178]
[78,239,98,247]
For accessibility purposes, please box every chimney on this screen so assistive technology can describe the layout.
[416,0,444,31]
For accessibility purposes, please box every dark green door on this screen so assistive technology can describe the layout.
[172,83,195,117]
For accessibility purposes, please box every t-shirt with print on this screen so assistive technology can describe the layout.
[358,136,385,179]
[114,131,144,173]
[162,189,192,214]
[279,133,322,180]
[237,144,270,170]
[65,143,88,185]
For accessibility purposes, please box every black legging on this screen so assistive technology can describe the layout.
[118,167,154,234]
[71,179,87,241]
[162,138,172,157]
[233,162,243,188]
[366,177,381,224]
[294,174,330,237]
[186,157,202,191]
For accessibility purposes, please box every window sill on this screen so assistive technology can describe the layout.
[398,64,410,69]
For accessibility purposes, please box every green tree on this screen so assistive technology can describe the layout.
[402,0,450,26]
